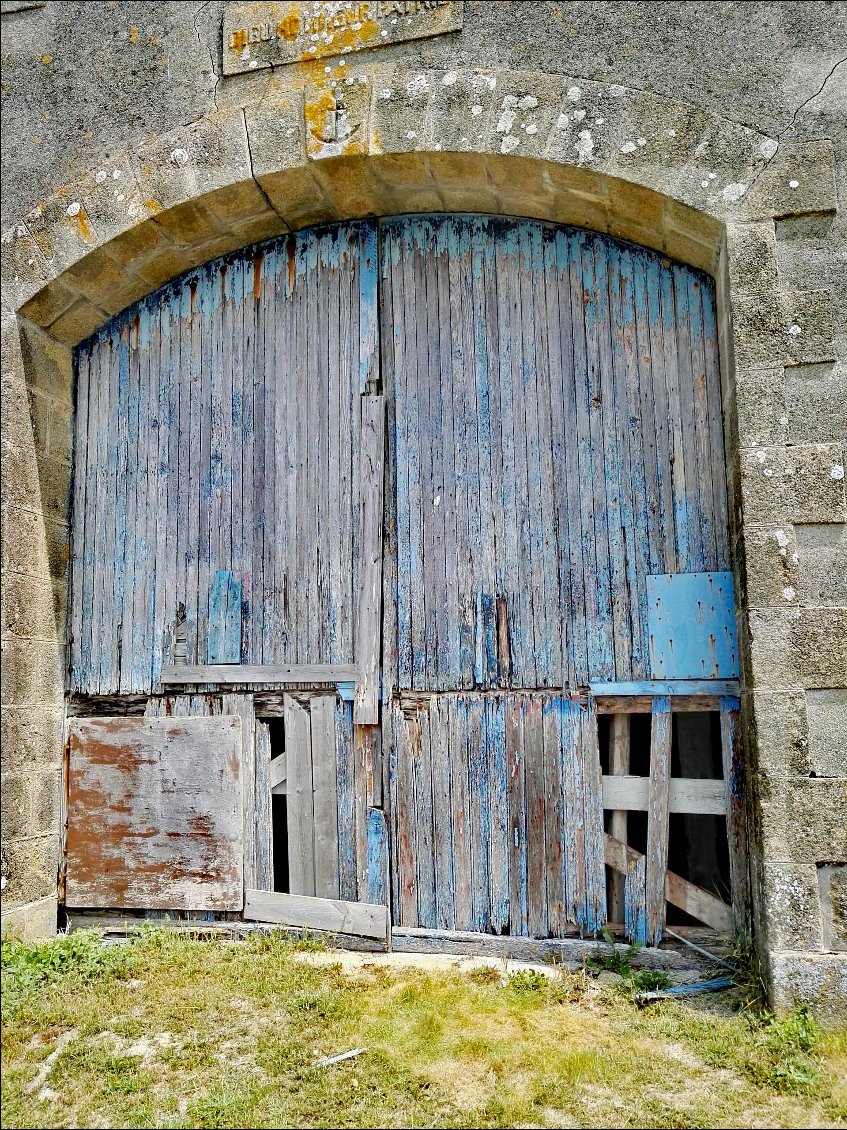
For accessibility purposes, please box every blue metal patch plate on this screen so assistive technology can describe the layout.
[647,572,739,680]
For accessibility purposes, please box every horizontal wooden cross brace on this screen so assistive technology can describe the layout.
[602,775,726,815]
[604,833,732,934]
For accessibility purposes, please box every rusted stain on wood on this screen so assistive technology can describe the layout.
[65,716,243,911]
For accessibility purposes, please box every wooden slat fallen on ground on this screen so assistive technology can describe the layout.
[243,890,390,941]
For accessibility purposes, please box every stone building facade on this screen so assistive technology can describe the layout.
[1,1,845,1019]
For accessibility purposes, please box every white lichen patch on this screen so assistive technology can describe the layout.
[782,586,796,602]
[566,85,582,102]
[170,148,189,167]
[831,464,845,481]
[789,179,799,188]
[95,169,107,184]
[66,201,81,217]
[575,129,594,162]
[621,141,637,154]
[441,71,458,86]
[722,182,747,202]
[609,83,626,96]
[518,94,538,110]
[501,135,520,153]
[496,108,516,134]
[405,74,429,99]
[759,138,778,160]
[788,324,802,336]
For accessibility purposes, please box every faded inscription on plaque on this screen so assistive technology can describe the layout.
[223,1,463,75]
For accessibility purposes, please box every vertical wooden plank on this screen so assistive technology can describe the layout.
[70,343,92,693]
[721,699,751,938]
[561,695,589,930]
[596,241,632,680]
[467,692,491,931]
[353,723,369,900]
[524,696,547,937]
[110,325,131,690]
[567,233,603,681]
[412,704,437,927]
[493,226,522,686]
[207,569,242,664]
[391,700,417,924]
[607,713,630,923]
[631,254,664,580]
[446,220,474,688]
[224,691,256,892]
[522,223,554,685]
[335,697,357,901]
[354,395,385,724]
[553,230,588,684]
[311,694,340,900]
[512,226,539,687]
[449,695,473,930]
[487,693,510,934]
[542,696,564,935]
[434,223,461,691]
[254,719,273,892]
[645,695,672,945]
[506,695,527,935]
[702,279,730,570]
[624,856,648,946]
[430,697,455,930]
[541,231,571,686]
[644,255,675,579]
[365,806,389,908]
[578,234,615,679]
[284,693,315,897]
[688,272,718,569]
[470,221,499,689]
[580,696,607,933]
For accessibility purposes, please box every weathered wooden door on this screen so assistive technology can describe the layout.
[379,215,734,938]
[67,214,741,942]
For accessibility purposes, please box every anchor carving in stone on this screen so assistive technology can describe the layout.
[311,87,361,146]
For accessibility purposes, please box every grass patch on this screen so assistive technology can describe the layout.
[2,930,845,1129]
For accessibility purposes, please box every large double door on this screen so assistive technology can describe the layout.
[66,215,740,943]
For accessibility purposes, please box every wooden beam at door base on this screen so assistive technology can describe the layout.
[604,833,733,935]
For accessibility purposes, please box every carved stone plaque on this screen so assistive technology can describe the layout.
[223,1,463,75]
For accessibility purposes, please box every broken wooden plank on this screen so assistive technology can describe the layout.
[254,720,273,892]
[721,698,752,939]
[244,890,389,941]
[65,716,243,911]
[354,395,385,725]
[624,855,647,946]
[311,696,340,900]
[366,807,389,908]
[607,713,630,924]
[269,755,286,792]
[284,694,315,897]
[161,663,362,685]
[224,693,257,891]
[604,833,733,935]
[602,775,726,815]
[645,696,672,945]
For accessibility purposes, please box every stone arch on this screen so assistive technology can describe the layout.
[2,65,842,1011]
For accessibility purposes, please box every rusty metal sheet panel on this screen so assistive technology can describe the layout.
[647,572,739,679]
[65,716,243,911]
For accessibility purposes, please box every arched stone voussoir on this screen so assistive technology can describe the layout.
[2,63,791,345]
[361,64,778,219]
